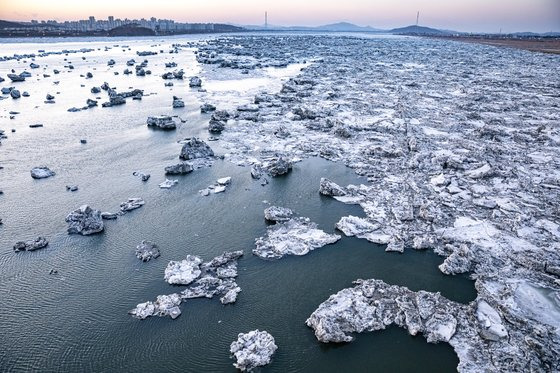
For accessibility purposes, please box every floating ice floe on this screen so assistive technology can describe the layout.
[199,177,232,196]
[30,166,55,179]
[147,115,176,130]
[230,330,277,371]
[307,279,460,344]
[189,76,202,87]
[130,251,243,320]
[172,96,185,108]
[135,240,161,262]
[120,198,145,212]
[159,179,178,189]
[164,162,193,175]
[132,171,150,181]
[13,237,48,252]
[264,206,293,222]
[254,217,340,259]
[179,137,214,160]
[65,205,104,235]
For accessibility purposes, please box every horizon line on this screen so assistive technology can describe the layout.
[2,17,559,34]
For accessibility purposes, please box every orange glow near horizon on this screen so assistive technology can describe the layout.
[1,0,559,32]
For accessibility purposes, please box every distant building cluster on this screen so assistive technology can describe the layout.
[25,16,215,32]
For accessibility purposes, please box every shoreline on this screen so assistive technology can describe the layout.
[427,35,560,54]
[0,30,246,39]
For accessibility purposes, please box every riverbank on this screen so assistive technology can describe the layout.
[428,35,560,54]
[0,24,243,38]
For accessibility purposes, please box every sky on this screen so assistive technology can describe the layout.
[1,0,559,33]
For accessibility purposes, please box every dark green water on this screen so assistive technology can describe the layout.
[1,155,476,372]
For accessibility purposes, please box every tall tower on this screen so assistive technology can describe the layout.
[265,11,268,28]
[416,11,420,26]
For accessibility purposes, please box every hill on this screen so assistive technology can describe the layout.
[0,20,30,29]
[390,25,450,35]
[108,25,155,36]
[213,24,245,33]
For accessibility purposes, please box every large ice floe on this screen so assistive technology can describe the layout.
[254,216,340,260]
[306,278,560,372]
[230,330,277,371]
[190,35,560,371]
[306,279,460,344]
[129,251,243,320]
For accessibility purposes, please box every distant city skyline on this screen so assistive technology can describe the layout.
[17,16,219,33]
[2,0,559,33]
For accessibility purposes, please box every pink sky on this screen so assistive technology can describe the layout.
[2,0,559,32]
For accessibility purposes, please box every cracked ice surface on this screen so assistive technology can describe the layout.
[193,35,560,372]
[230,330,277,371]
[254,217,341,260]
[306,279,559,373]
[130,251,243,320]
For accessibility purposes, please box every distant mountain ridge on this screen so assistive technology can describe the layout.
[315,22,381,32]
[243,21,381,32]
[1,19,559,37]
[245,22,454,34]
[244,21,560,36]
